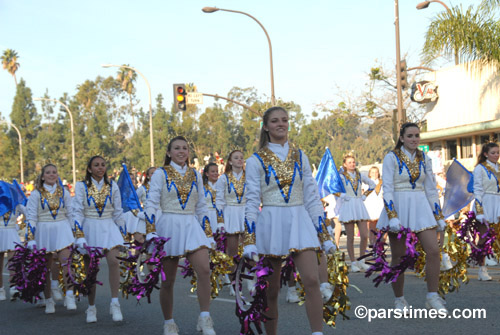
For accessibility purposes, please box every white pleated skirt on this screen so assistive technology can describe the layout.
[206,209,218,230]
[35,219,74,252]
[473,194,500,224]
[338,197,370,223]
[0,227,21,252]
[377,191,437,232]
[223,205,245,234]
[83,217,125,250]
[364,195,384,220]
[256,205,320,257]
[156,212,211,257]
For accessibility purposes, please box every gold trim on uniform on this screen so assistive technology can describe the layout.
[257,145,302,198]
[3,211,11,223]
[433,206,445,221]
[87,183,111,213]
[243,231,256,246]
[39,185,63,217]
[481,163,500,184]
[165,165,197,205]
[342,169,360,194]
[393,149,423,185]
[226,171,246,199]
[475,200,484,215]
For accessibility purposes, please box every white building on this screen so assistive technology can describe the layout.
[419,61,500,171]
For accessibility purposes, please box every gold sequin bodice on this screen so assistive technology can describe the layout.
[160,166,198,214]
[204,183,217,210]
[38,186,67,221]
[84,182,113,218]
[341,169,361,196]
[254,145,304,206]
[392,149,426,191]
[479,163,500,194]
[224,172,246,206]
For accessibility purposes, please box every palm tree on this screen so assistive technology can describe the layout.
[1,49,20,86]
[116,65,137,133]
[421,0,500,67]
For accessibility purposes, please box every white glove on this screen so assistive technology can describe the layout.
[340,193,350,201]
[388,218,401,232]
[27,240,37,250]
[146,232,158,241]
[243,244,259,261]
[362,195,367,201]
[75,237,87,253]
[475,214,485,222]
[436,219,446,232]
[322,240,336,254]
[216,222,225,233]
[208,237,216,248]
[137,211,145,220]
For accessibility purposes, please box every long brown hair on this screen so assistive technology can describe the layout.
[142,167,156,188]
[164,136,189,166]
[85,156,110,187]
[224,150,244,174]
[258,106,288,150]
[203,162,218,185]
[395,122,423,160]
[35,164,58,190]
[476,142,499,166]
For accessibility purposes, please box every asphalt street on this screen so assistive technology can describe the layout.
[1,236,500,335]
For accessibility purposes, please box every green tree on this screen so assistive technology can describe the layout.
[422,0,500,66]
[116,65,138,132]
[1,49,20,86]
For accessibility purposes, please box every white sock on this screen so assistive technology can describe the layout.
[312,332,323,335]
[395,296,405,302]
[320,282,330,289]
[200,311,210,318]
[111,297,119,304]
[288,286,297,292]
[164,319,175,325]
[51,280,59,288]
[426,292,438,299]
[66,290,74,297]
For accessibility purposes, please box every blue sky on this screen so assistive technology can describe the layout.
[0,0,478,122]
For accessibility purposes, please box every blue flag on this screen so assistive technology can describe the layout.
[315,148,346,199]
[117,163,142,213]
[0,181,13,216]
[10,179,27,207]
[442,159,473,218]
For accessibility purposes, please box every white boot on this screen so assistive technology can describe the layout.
[478,266,492,281]
[350,261,361,273]
[0,287,6,301]
[485,256,497,266]
[440,252,453,271]
[286,286,300,303]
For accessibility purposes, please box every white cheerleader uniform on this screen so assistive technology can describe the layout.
[377,147,442,231]
[124,184,149,235]
[216,170,246,234]
[245,142,323,257]
[364,179,384,220]
[72,178,125,249]
[0,205,23,252]
[203,181,220,230]
[472,160,500,223]
[144,162,213,256]
[26,184,74,252]
[338,170,375,223]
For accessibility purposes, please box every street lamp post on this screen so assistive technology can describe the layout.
[102,64,155,166]
[0,120,23,183]
[416,0,458,65]
[394,0,406,126]
[34,97,76,187]
[202,6,276,106]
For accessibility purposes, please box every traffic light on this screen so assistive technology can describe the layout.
[400,59,408,90]
[173,84,187,111]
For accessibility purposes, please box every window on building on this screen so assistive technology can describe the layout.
[445,140,457,160]
[461,137,473,158]
[480,135,490,144]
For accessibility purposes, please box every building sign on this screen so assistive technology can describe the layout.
[411,81,438,103]
[418,144,429,152]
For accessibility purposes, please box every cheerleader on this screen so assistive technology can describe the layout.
[364,166,383,246]
[0,181,24,301]
[25,164,76,313]
[215,150,247,295]
[72,156,126,323]
[377,122,447,314]
[126,167,157,243]
[244,107,335,335]
[472,142,500,281]
[338,153,376,273]
[202,163,219,234]
[144,136,216,335]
